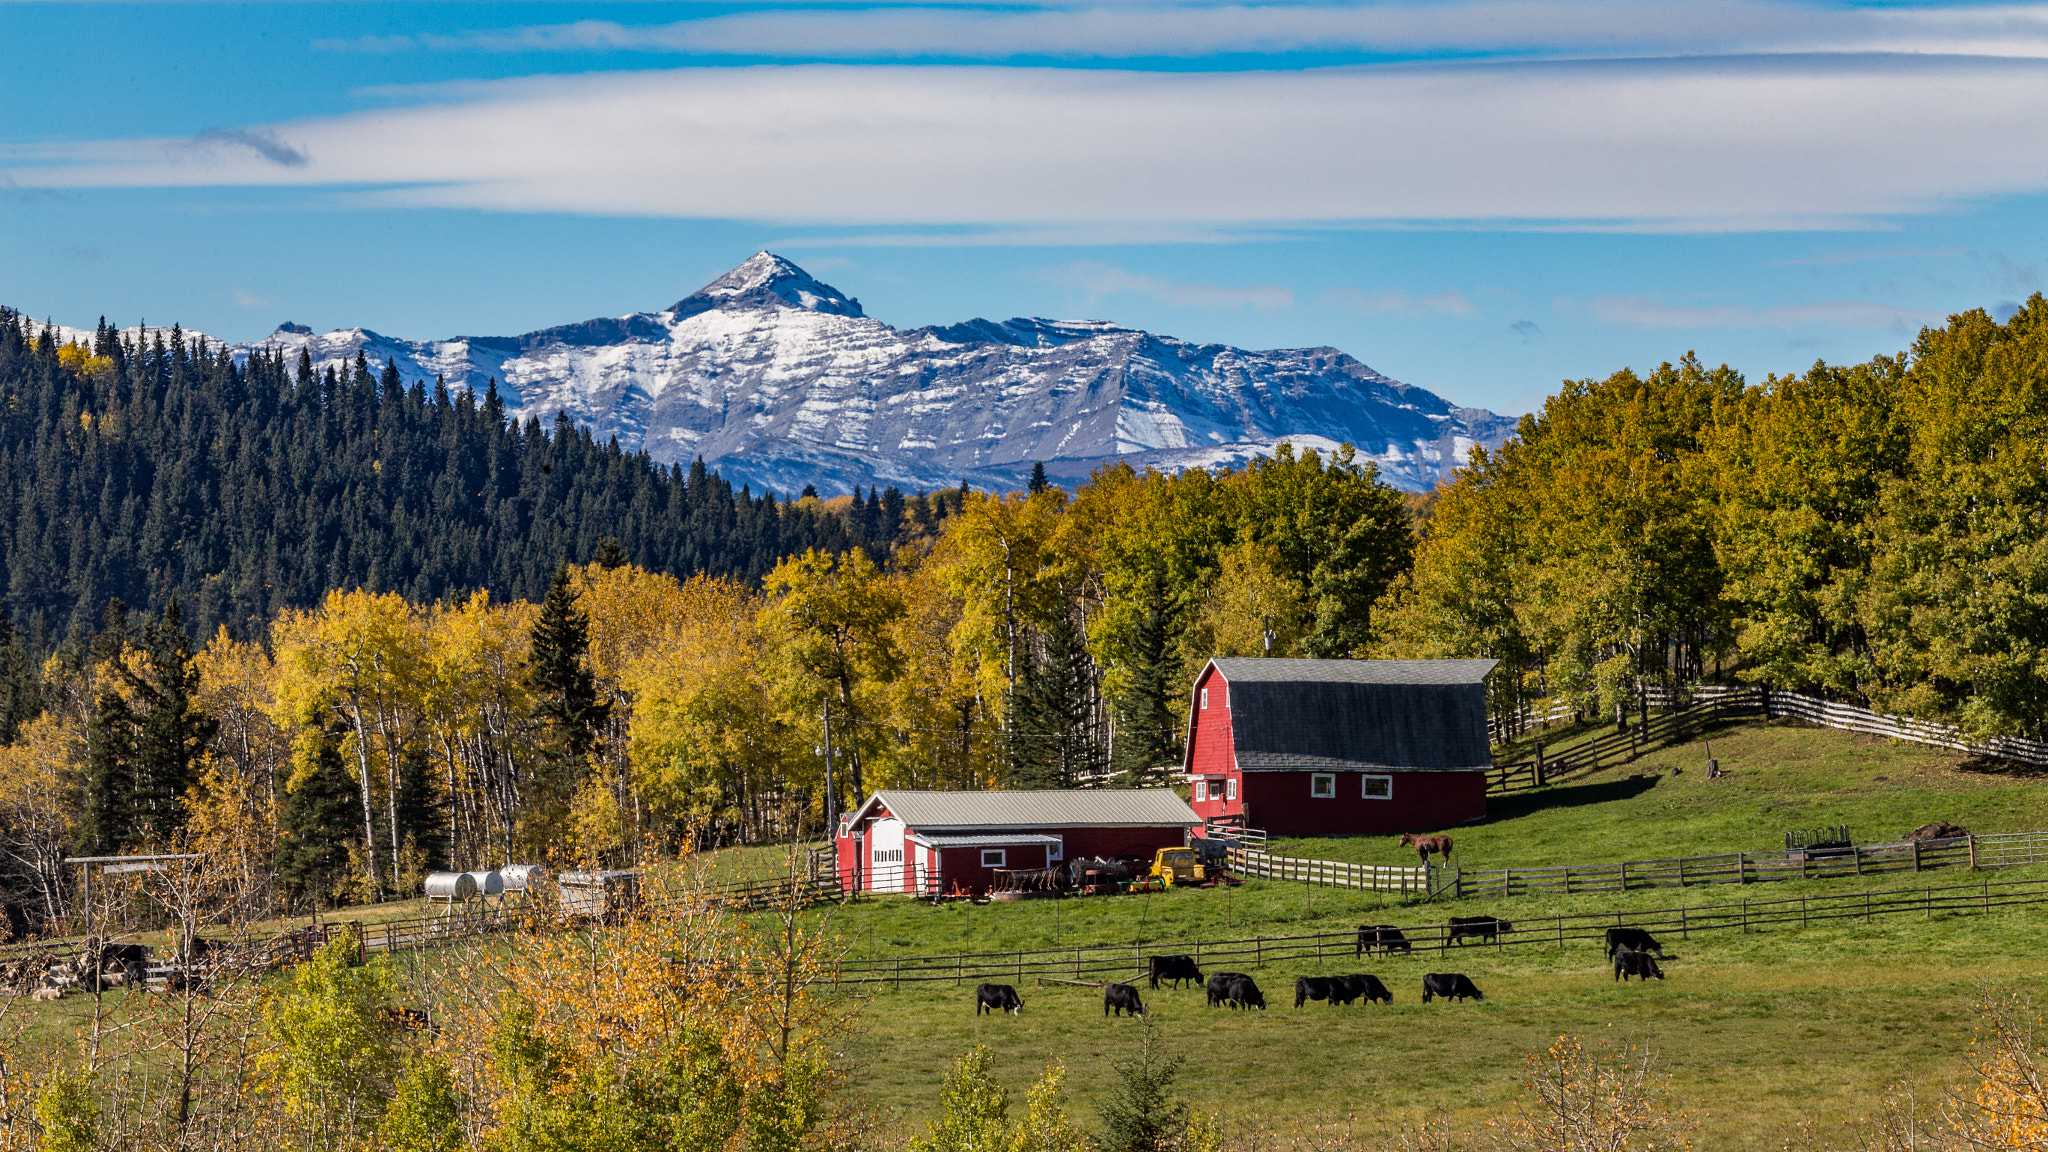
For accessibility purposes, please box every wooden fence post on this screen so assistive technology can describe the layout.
[1969,836,1979,871]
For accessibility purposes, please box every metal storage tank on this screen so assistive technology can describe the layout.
[557,870,642,921]
[465,870,505,898]
[500,864,548,892]
[424,872,479,901]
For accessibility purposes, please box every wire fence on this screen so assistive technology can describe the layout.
[826,873,2048,988]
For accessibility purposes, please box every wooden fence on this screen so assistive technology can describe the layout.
[827,873,2048,988]
[1227,848,1428,895]
[1486,693,1766,794]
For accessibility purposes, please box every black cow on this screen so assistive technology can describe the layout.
[1295,976,1339,1008]
[1205,971,1252,1007]
[975,983,1024,1015]
[1604,928,1663,958]
[1148,955,1203,990]
[1421,973,1485,1003]
[1222,976,1266,1011]
[1105,982,1146,1017]
[1356,925,1413,956]
[1612,950,1665,982]
[1337,974,1393,1005]
[1446,916,1511,946]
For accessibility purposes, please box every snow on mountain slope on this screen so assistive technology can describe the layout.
[12,253,1516,495]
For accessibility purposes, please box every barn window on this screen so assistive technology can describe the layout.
[1193,780,1207,802]
[1310,773,1336,798]
[981,849,1007,868]
[1226,777,1238,801]
[873,848,903,864]
[1362,775,1393,800]
[1200,688,1209,710]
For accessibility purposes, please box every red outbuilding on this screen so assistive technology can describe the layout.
[834,789,1201,896]
[1183,657,1497,837]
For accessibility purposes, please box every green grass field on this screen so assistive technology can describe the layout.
[808,717,2048,1148]
[833,901,2045,1149]
[1270,715,2048,869]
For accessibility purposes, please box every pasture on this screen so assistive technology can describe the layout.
[1275,716,2048,870]
[835,901,2046,1149]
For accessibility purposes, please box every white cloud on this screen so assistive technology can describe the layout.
[1324,287,1475,316]
[1589,295,1947,330]
[232,289,269,307]
[311,2,2048,63]
[1050,261,1293,310]
[10,56,2048,231]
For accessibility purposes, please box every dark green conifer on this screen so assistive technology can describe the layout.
[274,715,360,909]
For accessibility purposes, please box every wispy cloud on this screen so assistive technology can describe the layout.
[1590,295,1946,330]
[11,57,2048,231]
[1050,261,1293,310]
[1323,286,1474,316]
[233,289,269,308]
[192,128,308,168]
[1768,245,1968,266]
[311,2,2048,63]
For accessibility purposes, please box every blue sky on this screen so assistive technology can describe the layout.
[5,2,2048,416]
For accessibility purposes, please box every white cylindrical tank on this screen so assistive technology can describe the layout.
[424,872,479,901]
[466,870,505,897]
[500,864,548,893]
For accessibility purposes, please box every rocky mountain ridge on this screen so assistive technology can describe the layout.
[20,253,1516,495]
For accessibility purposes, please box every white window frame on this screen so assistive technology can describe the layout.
[1045,836,1062,861]
[981,848,1007,868]
[1224,686,1230,708]
[1193,780,1207,802]
[1310,773,1336,798]
[1362,774,1393,800]
[1200,687,1209,710]
[1226,777,1238,801]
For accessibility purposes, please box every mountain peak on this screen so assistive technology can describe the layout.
[669,251,865,319]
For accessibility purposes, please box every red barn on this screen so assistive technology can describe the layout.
[1183,657,1497,837]
[834,789,1201,895]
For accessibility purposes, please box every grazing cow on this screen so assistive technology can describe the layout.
[1295,976,1338,1008]
[1105,982,1147,1017]
[975,983,1024,1016]
[1205,971,1252,1007]
[1398,833,1454,865]
[1421,973,1485,1003]
[1446,916,1511,946]
[1337,974,1393,1005]
[1148,955,1204,990]
[1222,976,1266,1011]
[1604,927,1664,958]
[31,983,62,1002]
[1356,924,1412,956]
[1612,950,1665,982]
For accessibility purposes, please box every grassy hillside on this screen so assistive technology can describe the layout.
[836,905,2041,1149]
[1271,715,2048,869]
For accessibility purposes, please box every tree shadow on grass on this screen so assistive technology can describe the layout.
[1483,775,1664,823]
[1955,754,2048,780]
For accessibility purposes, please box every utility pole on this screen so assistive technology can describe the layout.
[1262,614,1276,656]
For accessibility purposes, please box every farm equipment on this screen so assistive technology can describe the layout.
[1149,847,1207,886]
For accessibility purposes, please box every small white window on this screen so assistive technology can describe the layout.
[1310,773,1336,798]
[981,849,1007,868]
[1224,686,1230,708]
[1200,688,1209,710]
[1193,780,1207,802]
[1362,775,1392,800]
[1046,837,1062,861]
[1226,777,1238,801]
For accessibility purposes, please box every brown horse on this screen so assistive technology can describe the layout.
[1398,833,1454,865]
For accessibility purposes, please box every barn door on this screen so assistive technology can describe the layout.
[915,855,930,897]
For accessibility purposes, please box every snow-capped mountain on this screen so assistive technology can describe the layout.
[20,253,1516,495]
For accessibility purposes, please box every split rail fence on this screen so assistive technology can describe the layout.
[826,872,2048,988]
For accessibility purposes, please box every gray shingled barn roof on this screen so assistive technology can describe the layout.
[1202,657,1497,773]
[855,789,1200,830]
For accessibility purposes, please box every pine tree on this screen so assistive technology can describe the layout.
[80,686,137,852]
[393,741,448,873]
[1014,609,1100,789]
[1112,567,1179,786]
[125,600,218,844]
[524,563,610,803]
[1096,1022,1189,1152]
[1029,462,1049,495]
[0,613,40,743]
[275,717,361,909]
